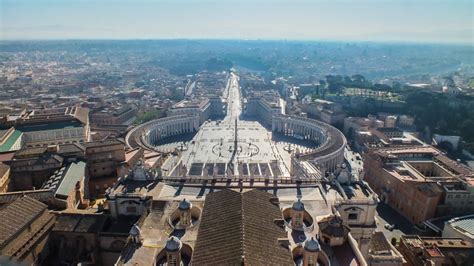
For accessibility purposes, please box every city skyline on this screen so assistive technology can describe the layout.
[1,1,474,265]
[1,0,472,44]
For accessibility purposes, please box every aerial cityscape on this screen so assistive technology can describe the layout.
[0,0,473,265]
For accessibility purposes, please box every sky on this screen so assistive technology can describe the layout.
[1,0,473,44]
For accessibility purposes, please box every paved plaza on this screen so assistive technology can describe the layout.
[159,73,314,178]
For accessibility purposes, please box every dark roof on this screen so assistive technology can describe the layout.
[13,144,84,158]
[377,127,403,133]
[0,196,48,247]
[113,105,133,116]
[0,151,15,162]
[102,215,139,233]
[84,138,124,148]
[7,154,63,168]
[318,215,350,238]
[369,232,393,252]
[191,189,293,265]
[14,146,48,157]
[53,213,107,233]
[416,182,443,197]
[0,162,10,176]
[58,143,85,154]
[434,154,473,175]
[332,242,361,266]
[17,120,83,132]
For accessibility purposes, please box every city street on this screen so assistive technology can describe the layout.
[176,73,291,177]
[223,72,242,123]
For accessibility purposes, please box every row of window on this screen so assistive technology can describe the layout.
[27,139,84,148]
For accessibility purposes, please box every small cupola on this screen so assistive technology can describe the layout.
[165,236,183,266]
[292,198,305,211]
[303,237,321,252]
[303,237,320,266]
[318,215,350,247]
[178,198,192,227]
[178,198,192,210]
[129,224,142,245]
[291,198,305,228]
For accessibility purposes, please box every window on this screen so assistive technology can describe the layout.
[126,206,137,213]
[295,215,302,226]
[181,212,189,225]
[348,213,358,220]
[167,254,177,265]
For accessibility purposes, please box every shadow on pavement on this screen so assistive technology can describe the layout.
[376,203,414,234]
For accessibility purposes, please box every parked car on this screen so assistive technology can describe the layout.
[384,223,395,231]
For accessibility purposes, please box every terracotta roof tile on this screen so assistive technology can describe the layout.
[191,189,293,265]
[0,196,47,247]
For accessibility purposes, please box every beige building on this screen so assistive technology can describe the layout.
[303,99,346,126]
[90,104,137,126]
[439,180,474,216]
[112,183,372,266]
[245,90,283,126]
[363,147,458,224]
[344,116,384,137]
[85,139,126,178]
[21,121,87,148]
[106,162,159,218]
[8,107,90,148]
[364,146,474,224]
[329,163,402,263]
[85,139,126,196]
[168,96,224,125]
[334,180,379,257]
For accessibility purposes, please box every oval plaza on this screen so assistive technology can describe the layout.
[126,73,346,182]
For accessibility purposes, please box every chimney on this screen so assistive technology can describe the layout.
[274,218,285,228]
[270,196,280,206]
[277,238,290,247]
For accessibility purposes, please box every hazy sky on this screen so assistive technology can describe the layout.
[1,0,472,43]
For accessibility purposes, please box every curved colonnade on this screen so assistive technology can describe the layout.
[126,113,346,171]
[272,115,346,171]
[125,115,200,152]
